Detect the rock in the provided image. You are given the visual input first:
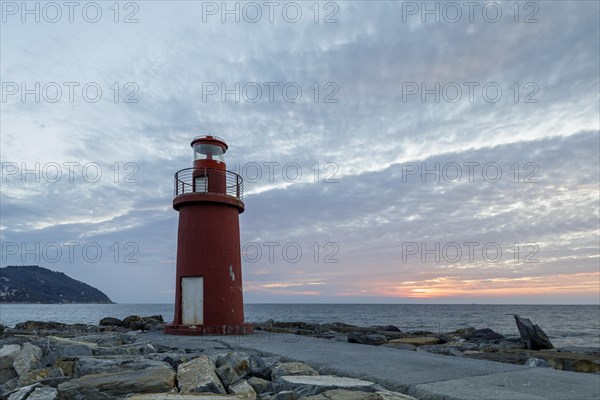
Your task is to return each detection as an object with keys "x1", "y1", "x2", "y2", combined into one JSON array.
[
  {"x1": 271, "y1": 362, "x2": 318, "y2": 379},
  {"x1": 99, "y1": 317, "x2": 123, "y2": 326},
  {"x1": 129, "y1": 395, "x2": 247, "y2": 400},
  {"x1": 417, "y1": 345, "x2": 463, "y2": 357},
  {"x1": 247, "y1": 377, "x2": 270, "y2": 394},
  {"x1": 228, "y1": 379, "x2": 257, "y2": 399},
  {"x1": 381, "y1": 342, "x2": 416, "y2": 351},
  {"x1": 514, "y1": 315, "x2": 553, "y2": 350},
  {"x1": 26, "y1": 385, "x2": 58, "y2": 400},
  {"x1": 303, "y1": 389, "x2": 380, "y2": 400},
  {"x1": 177, "y1": 355, "x2": 226, "y2": 394},
  {"x1": 57, "y1": 364, "x2": 176, "y2": 399},
  {"x1": 216, "y1": 352, "x2": 252, "y2": 378},
  {"x1": 376, "y1": 390, "x2": 418, "y2": 400},
  {"x1": 0, "y1": 344, "x2": 21, "y2": 359},
  {"x1": 386, "y1": 336, "x2": 441, "y2": 346},
  {"x1": 272, "y1": 391, "x2": 297, "y2": 400},
  {"x1": 123, "y1": 315, "x2": 146, "y2": 331},
  {"x1": 451, "y1": 327, "x2": 477, "y2": 340},
  {"x1": 274, "y1": 375, "x2": 379, "y2": 397},
  {"x1": 370, "y1": 325, "x2": 401, "y2": 332},
  {"x1": 36, "y1": 338, "x2": 95, "y2": 366},
  {"x1": 470, "y1": 328, "x2": 505, "y2": 341},
  {"x1": 0, "y1": 367, "x2": 17, "y2": 385},
  {"x1": 74, "y1": 357, "x2": 170, "y2": 377},
  {"x1": 347, "y1": 333, "x2": 387, "y2": 346},
  {"x1": 12, "y1": 343, "x2": 43, "y2": 376},
  {"x1": 6, "y1": 383, "x2": 39, "y2": 400},
  {"x1": 217, "y1": 364, "x2": 240, "y2": 387},
  {"x1": 147, "y1": 351, "x2": 204, "y2": 370},
  {"x1": 17, "y1": 367, "x2": 65, "y2": 387},
  {"x1": 525, "y1": 357, "x2": 551, "y2": 368}
]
